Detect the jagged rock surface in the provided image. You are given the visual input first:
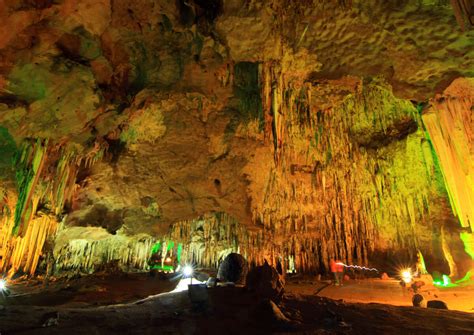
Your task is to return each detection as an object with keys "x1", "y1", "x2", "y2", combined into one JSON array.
[{"x1": 0, "y1": 0, "x2": 473, "y2": 276}]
